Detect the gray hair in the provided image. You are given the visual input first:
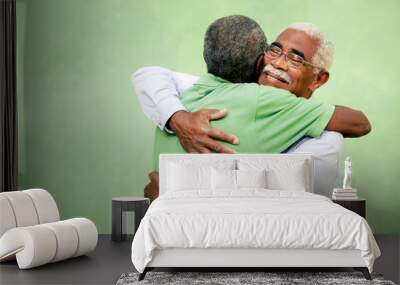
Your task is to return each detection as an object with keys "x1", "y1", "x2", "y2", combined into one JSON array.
[
  {"x1": 285, "y1": 22, "x2": 334, "y2": 73},
  {"x1": 203, "y1": 15, "x2": 267, "y2": 83}
]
